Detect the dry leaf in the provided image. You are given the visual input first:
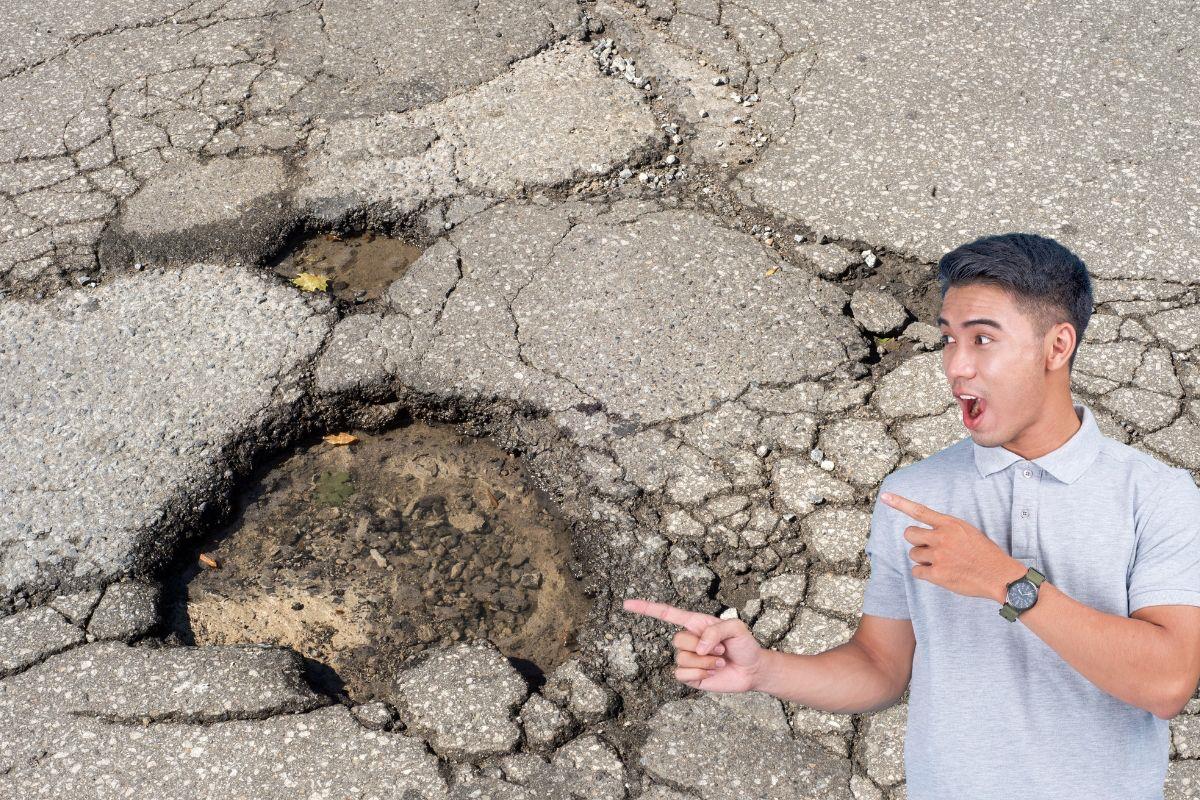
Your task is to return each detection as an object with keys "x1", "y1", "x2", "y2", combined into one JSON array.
[
  {"x1": 198, "y1": 553, "x2": 220, "y2": 569},
  {"x1": 292, "y1": 272, "x2": 328, "y2": 292},
  {"x1": 323, "y1": 432, "x2": 358, "y2": 446},
  {"x1": 484, "y1": 487, "x2": 499, "y2": 507},
  {"x1": 765, "y1": 266, "x2": 780, "y2": 277},
  {"x1": 323, "y1": 232, "x2": 343, "y2": 242}
]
